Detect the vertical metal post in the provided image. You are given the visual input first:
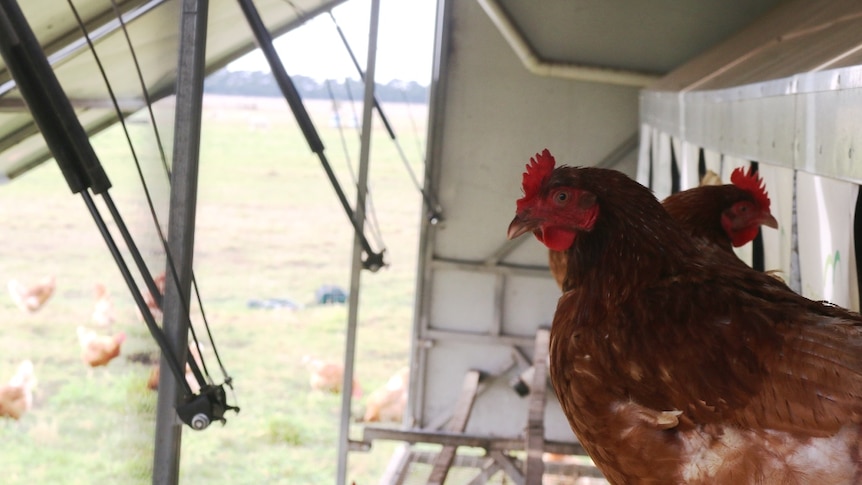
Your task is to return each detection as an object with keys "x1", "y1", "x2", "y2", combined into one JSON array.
[
  {"x1": 408, "y1": 0, "x2": 451, "y2": 432},
  {"x1": 152, "y1": 0, "x2": 208, "y2": 483},
  {"x1": 336, "y1": 1, "x2": 381, "y2": 483}
]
